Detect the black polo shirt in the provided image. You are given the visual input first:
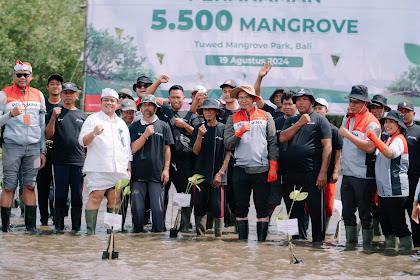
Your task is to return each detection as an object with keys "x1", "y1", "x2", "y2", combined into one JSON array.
[
  {"x1": 282, "y1": 111, "x2": 332, "y2": 172},
  {"x1": 406, "y1": 123, "x2": 420, "y2": 177},
  {"x1": 46, "y1": 108, "x2": 86, "y2": 166},
  {"x1": 46, "y1": 99, "x2": 64, "y2": 113},
  {"x1": 327, "y1": 123, "x2": 343, "y2": 182},
  {"x1": 129, "y1": 118, "x2": 174, "y2": 182},
  {"x1": 190, "y1": 122, "x2": 227, "y2": 185},
  {"x1": 262, "y1": 103, "x2": 284, "y2": 120}
]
